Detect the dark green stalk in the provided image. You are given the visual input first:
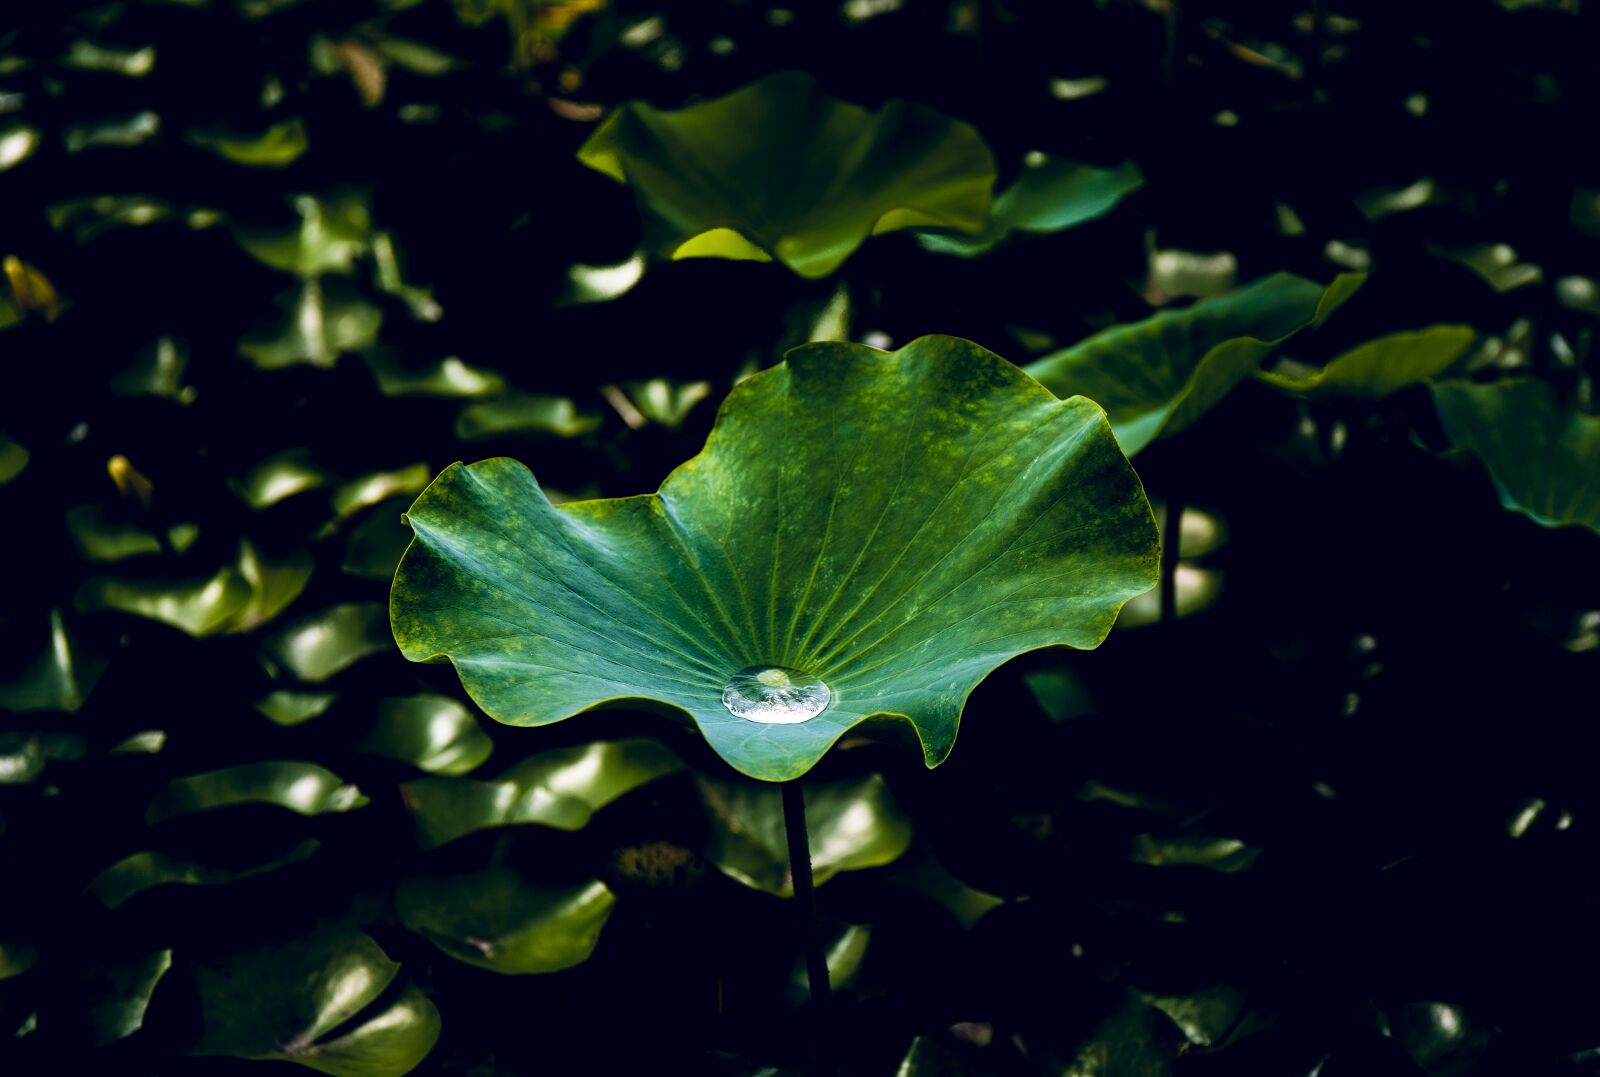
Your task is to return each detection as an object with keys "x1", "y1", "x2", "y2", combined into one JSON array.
[
  {"x1": 782, "y1": 779, "x2": 831, "y2": 1010},
  {"x1": 1160, "y1": 497, "x2": 1184, "y2": 625}
]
